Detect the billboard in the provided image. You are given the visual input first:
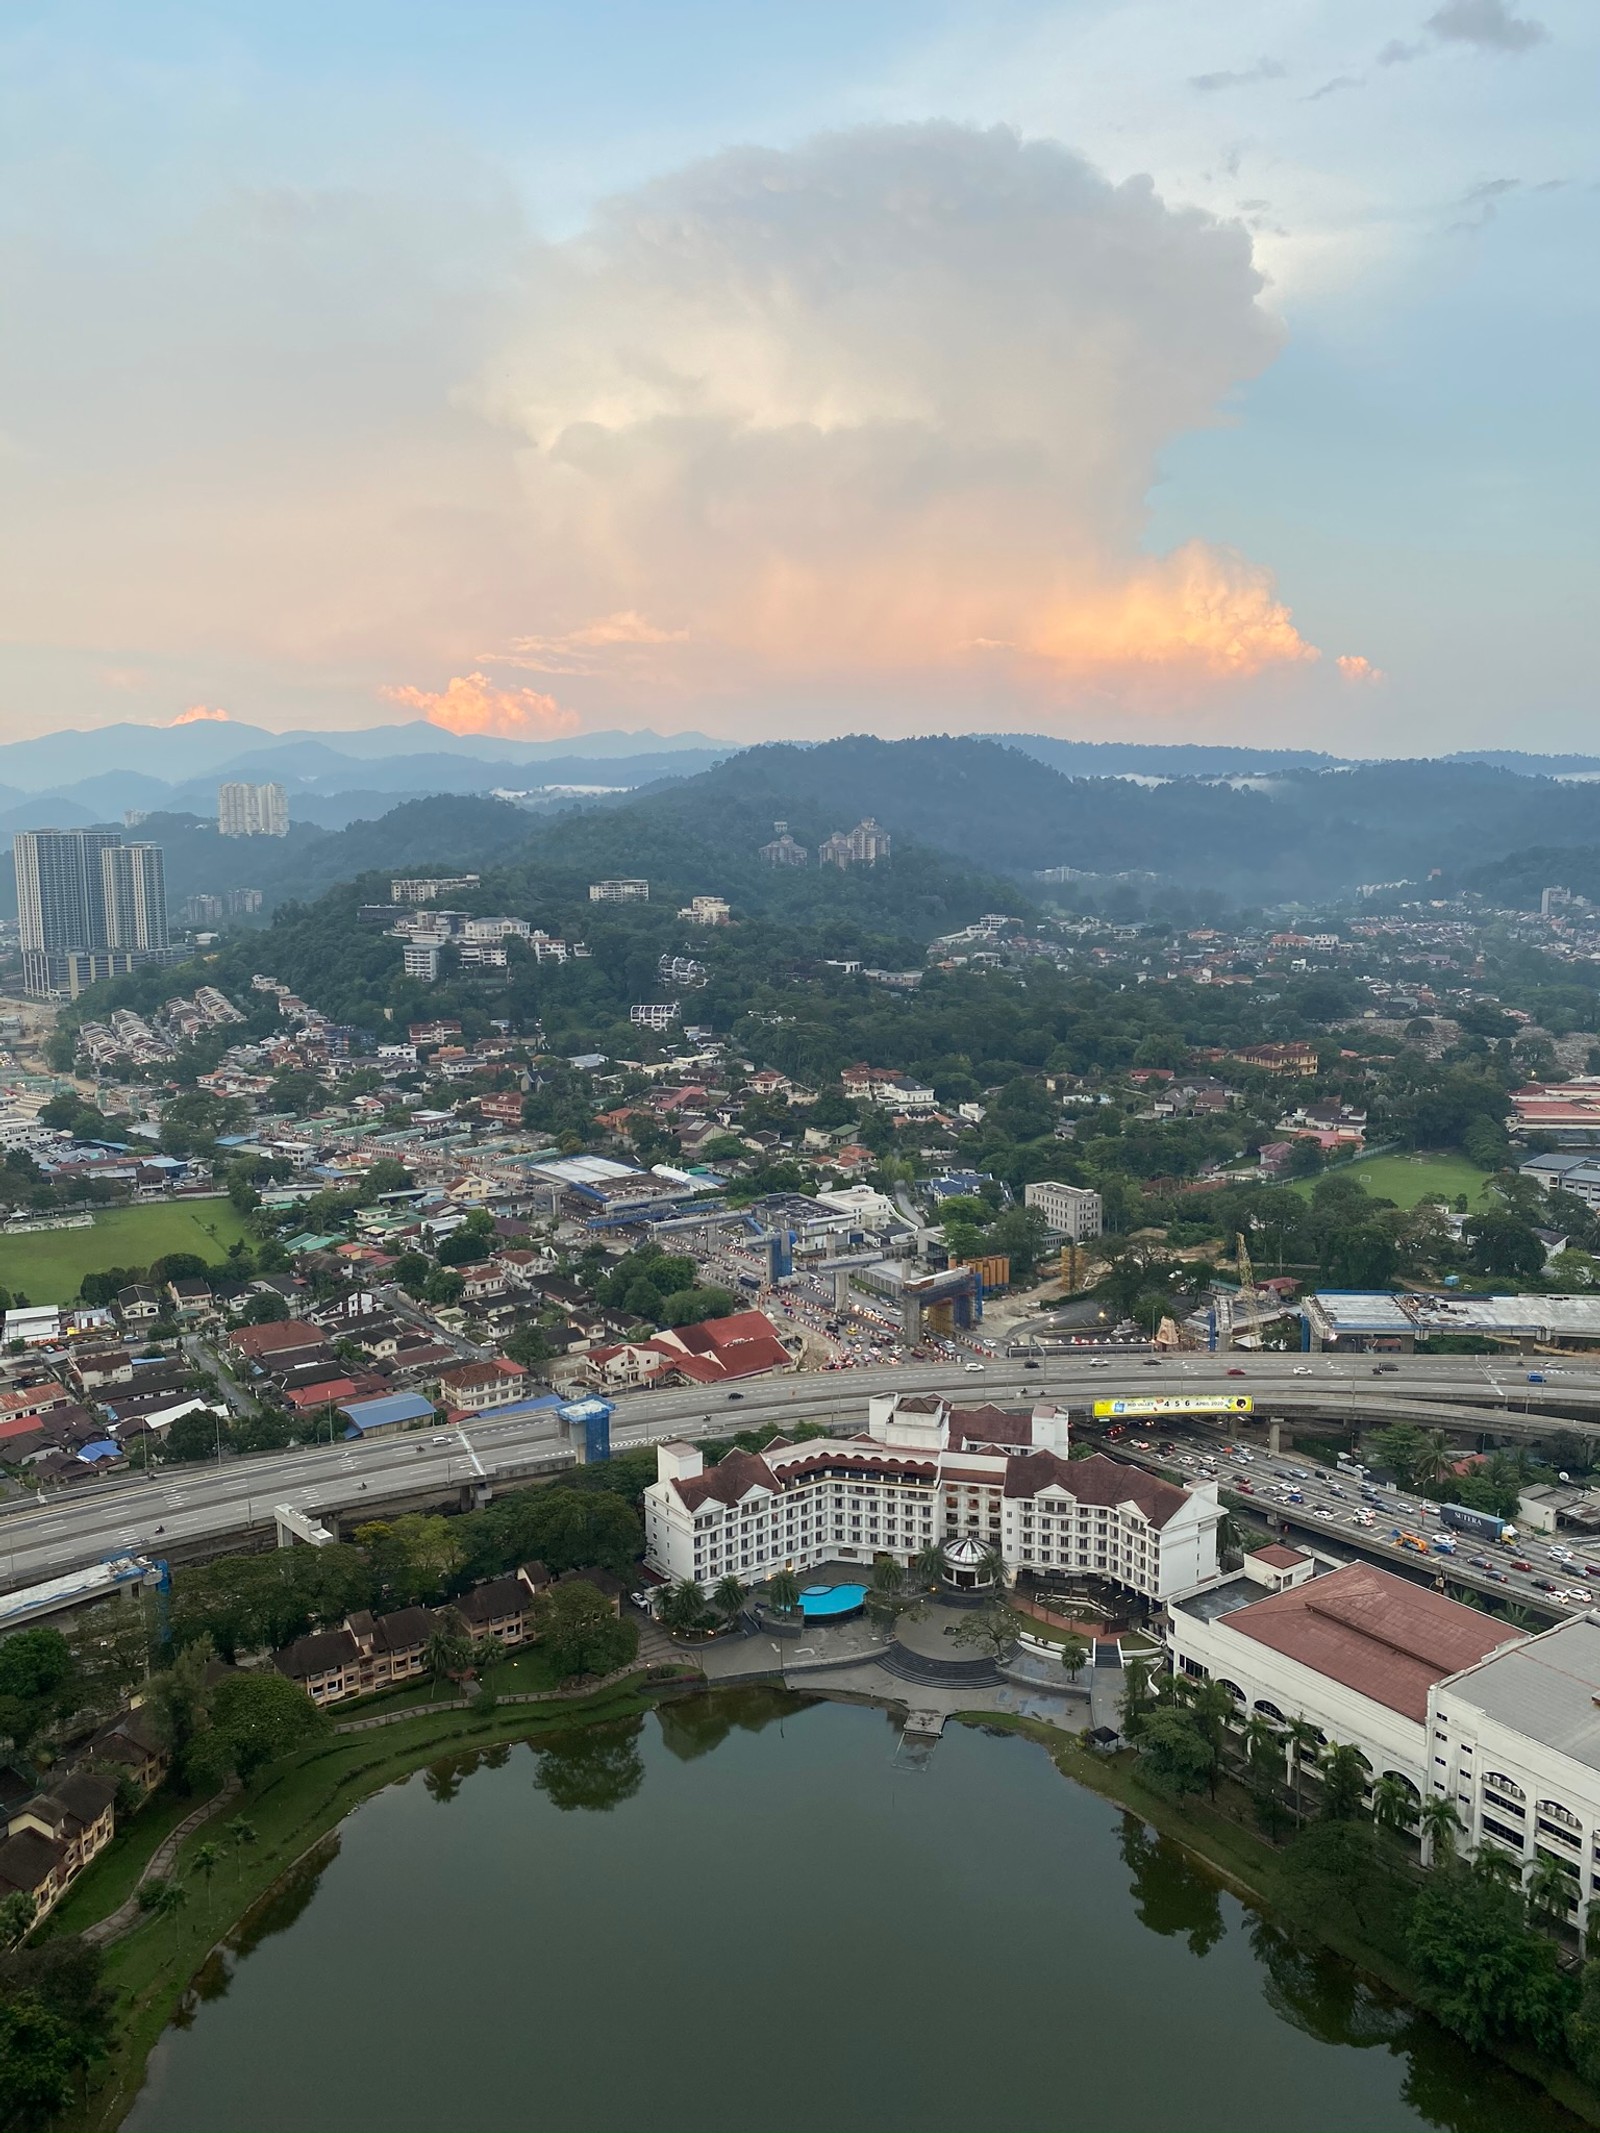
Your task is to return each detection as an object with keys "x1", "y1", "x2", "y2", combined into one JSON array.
[{"x1": 1092, "y1": 1394, "x2": 1254, "y2": 1420}]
